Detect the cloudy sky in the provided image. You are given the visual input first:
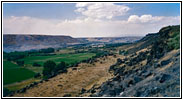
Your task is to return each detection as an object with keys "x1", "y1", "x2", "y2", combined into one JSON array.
[{"x1": 3, "y1": 3, "x2": 180, "y2": 37}]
